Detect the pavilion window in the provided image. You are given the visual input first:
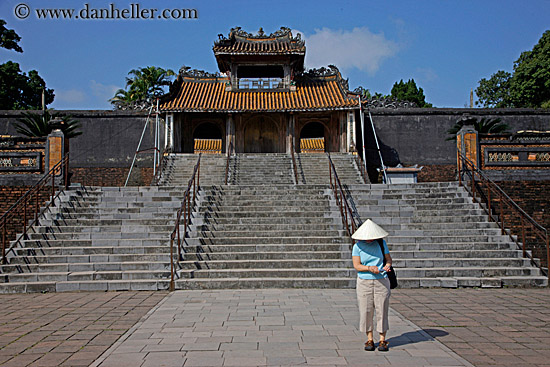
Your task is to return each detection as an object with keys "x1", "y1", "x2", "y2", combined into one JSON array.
[{"x1": 235, "y1": 65, "x2": 287, "y2": 90}]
